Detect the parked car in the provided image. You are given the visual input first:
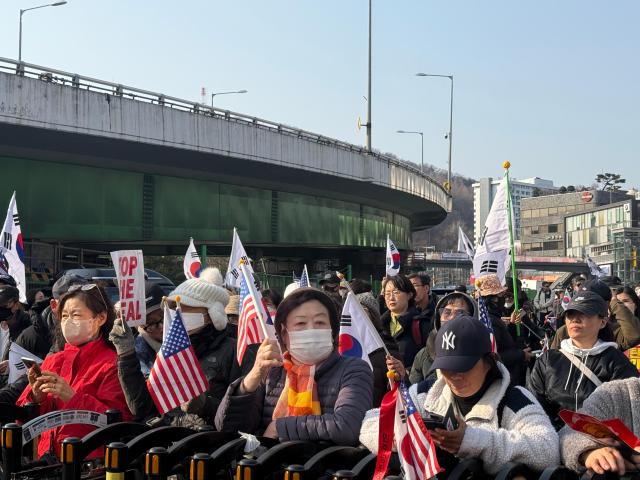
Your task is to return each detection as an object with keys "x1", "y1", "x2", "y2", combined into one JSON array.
[{"x1": 55, "y1": 268, "x2": 175, "y2": 303}]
